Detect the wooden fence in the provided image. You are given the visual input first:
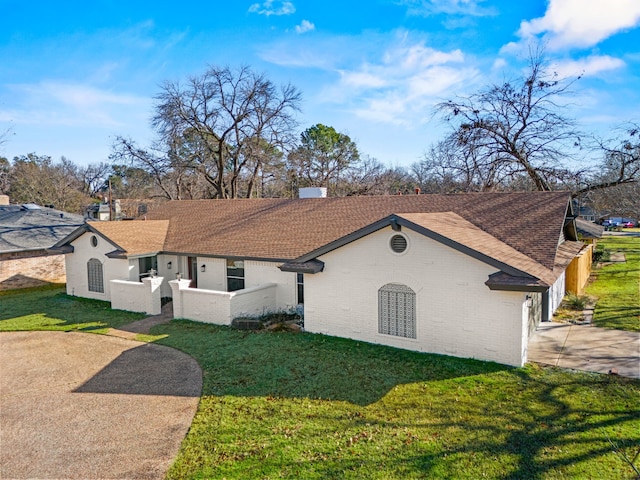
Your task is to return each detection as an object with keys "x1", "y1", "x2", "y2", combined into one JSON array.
[{"x1": 565, "y1": 244, "x2": 593, "y2": 295}]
